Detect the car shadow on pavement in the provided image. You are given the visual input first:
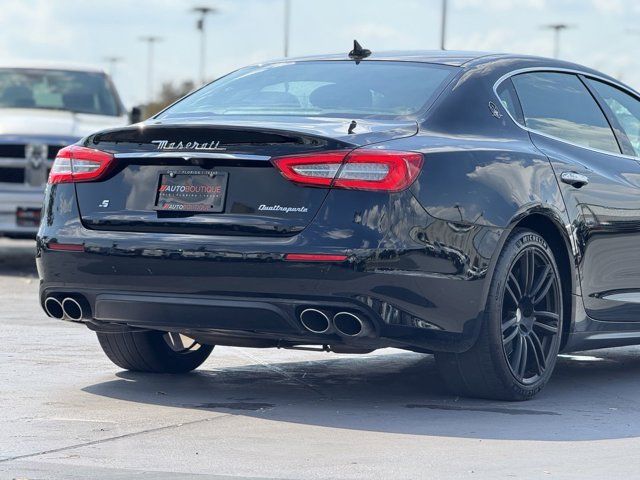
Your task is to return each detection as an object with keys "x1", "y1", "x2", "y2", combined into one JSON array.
[{"x1": 83, "y1": 346, "x2": 640, "y2": 442}]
